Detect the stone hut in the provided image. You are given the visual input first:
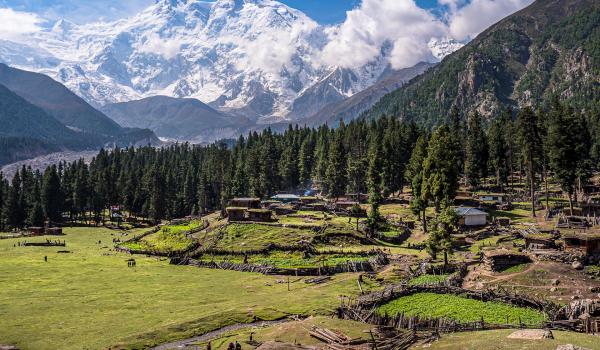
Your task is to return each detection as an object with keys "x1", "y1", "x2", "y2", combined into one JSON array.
[
  {"x1": 230, "y1": 198, "x2": 261, "y2": 209},
  {"x1": 334, "y1": 201, "x2": 359, "y2": 210},
  {"x1": 248, "y1": 209, "x2": 272, "y2": 222},
  {"x1": 46, "y1": 227, "x2": 63, "y2": 235},
  {"x1": 226, "y1": 207, "x2": 247, "y2": 222},
  {"x1": 482, "y1": 249, "x2": 531, "y2": 272},
  {"x1": 524, "y1": 232, "x2": 557, "y2": 250},
  {"x1": 28, "y1": 227, "x2": 44, "y2": 235},
  {"x1": 563, "y1": 233, "x2": 600, "y2": 256}
]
